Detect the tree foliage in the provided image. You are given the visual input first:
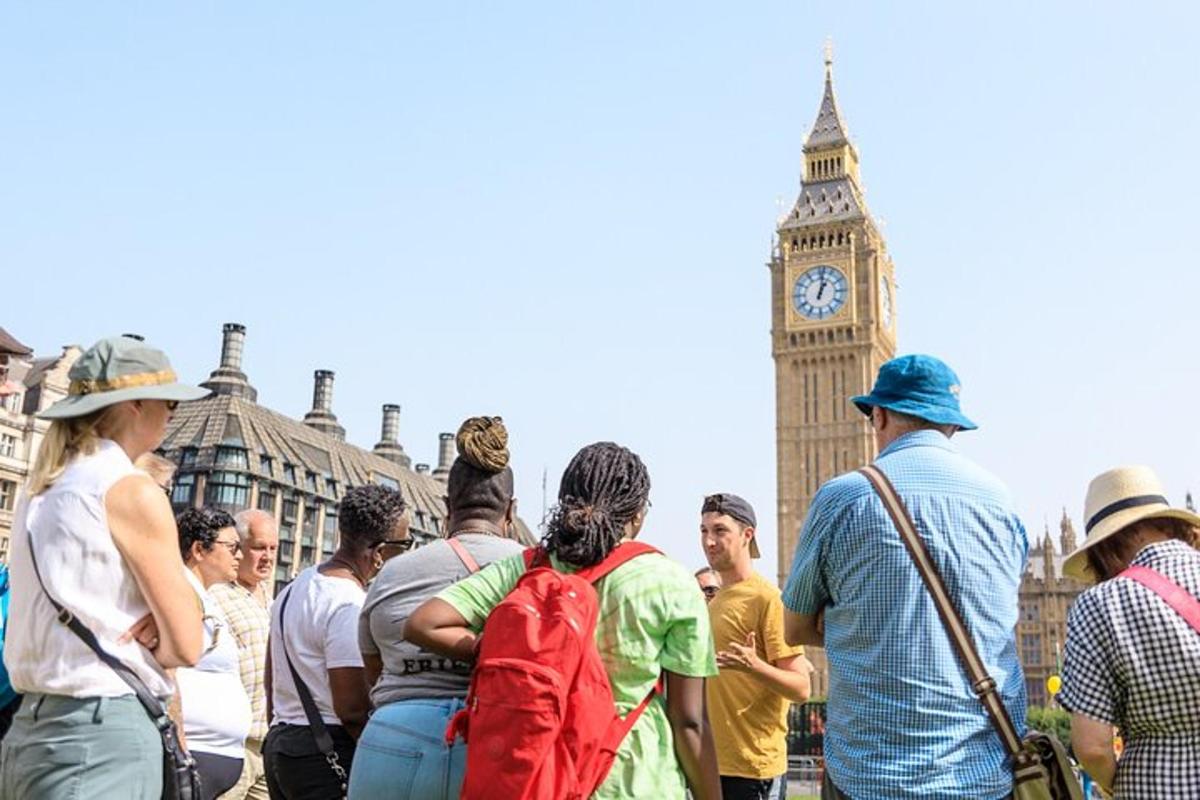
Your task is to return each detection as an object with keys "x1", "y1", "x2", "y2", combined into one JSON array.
[{"x1": 1027, "y1": 705, "x2": 1072, "y2": 749}]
